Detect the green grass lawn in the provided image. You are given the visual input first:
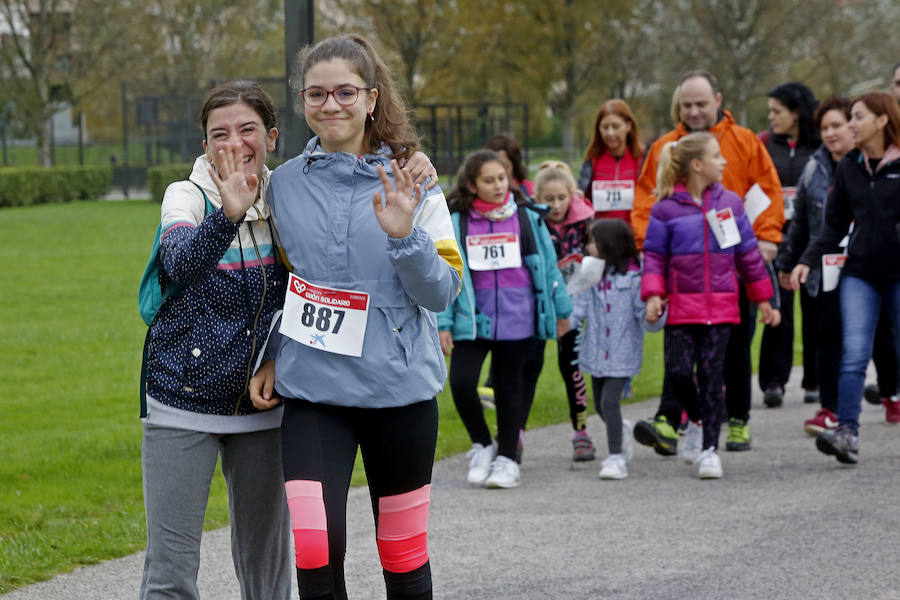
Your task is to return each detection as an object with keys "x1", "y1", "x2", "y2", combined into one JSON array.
[{"x1": 0, "y1": 199, "x2": 797, "y2": 594}]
